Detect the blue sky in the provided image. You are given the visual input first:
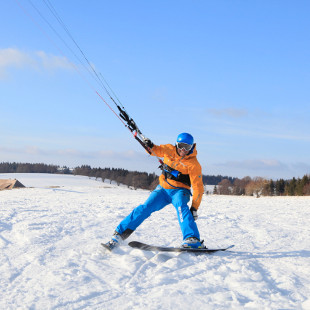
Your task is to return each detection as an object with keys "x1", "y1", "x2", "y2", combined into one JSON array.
[{"x1": 1, "y1": 0, "x2": 309, "y2": 180}]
